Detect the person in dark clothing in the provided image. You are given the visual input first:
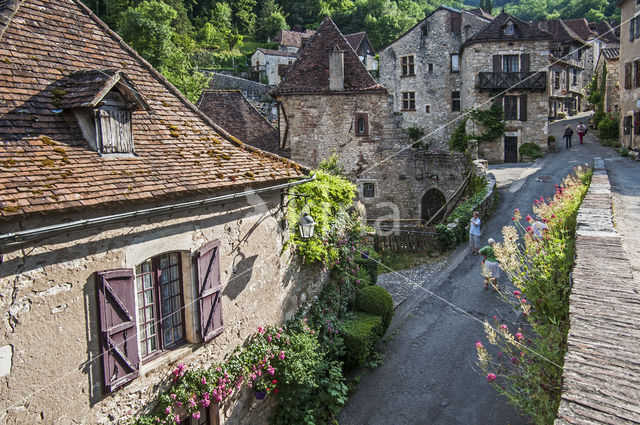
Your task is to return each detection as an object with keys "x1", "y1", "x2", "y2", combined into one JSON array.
[{"x1": 563, "y1": 125, "x2": 573, "y2": 148}]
